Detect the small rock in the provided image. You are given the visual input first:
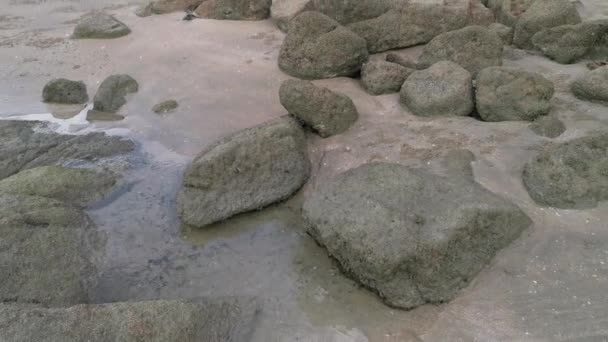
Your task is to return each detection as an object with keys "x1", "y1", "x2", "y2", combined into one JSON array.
[
  {"x1": 194, "y1": 0, "x2": 272, "y2": 20},
  {"x1": 532, "y1": 20, "x2": 608, "y2": 64},
  {"x1": 303, "y1": 160, "x2": 531, "y2": 309},
  {"x1": 523, "y1": 132, "x2": 608, "y2": 209},
  {"x1": 418, "y1": 25, "x2": 504, "y2": 75},
  {"x1": 136, "y1": 0, "x2": 203, "y2": 16},
  {"x1": 279, "y1": 79, "x2": 358, "y2": 137},
  {"x1": 488, "y1": 22, "x2": 514, "y2": 45},
  {"x1": 278, "y1": 11, "x2": 368, "y2": 79},
  {"x1": 93, "y1": 74, "x2": 139, "y2": 113},
  {"x1": 529, "y1": 115, "x2": 566, "y2": 138},
  {"x1": 177, "y1": 117, "x2": 310, "y2": 227},
  {"x1": 513, "y1": 0, "x2": 581, "y2": 50},
  {"x1": 385, "y1": 52, "x2": 420, "y2": 69},
  {"x1": 42, "y1": 79, "x2": 88, "y2": 104},
  {"x1": 571, "y1": 66, "x2": 608, "y2": 103},
  {"x1": 72, "y1": 12, "x2": 131, "y2": 39},
  {"x1": 400, "y1": 61, "x2": 474, "y2": 117},
  {"x1": 153, "y1": 99, "x2": 179, "y2": 114},
  {"x1": 361, "y1": 60, "x2": 414, "y2": 95},
  {"x1": 494, "y1": 0, "x2": 535, "y2": 27},
  {"x1": 476, "y1": 67, "x2": 555, "y2": 122}
]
